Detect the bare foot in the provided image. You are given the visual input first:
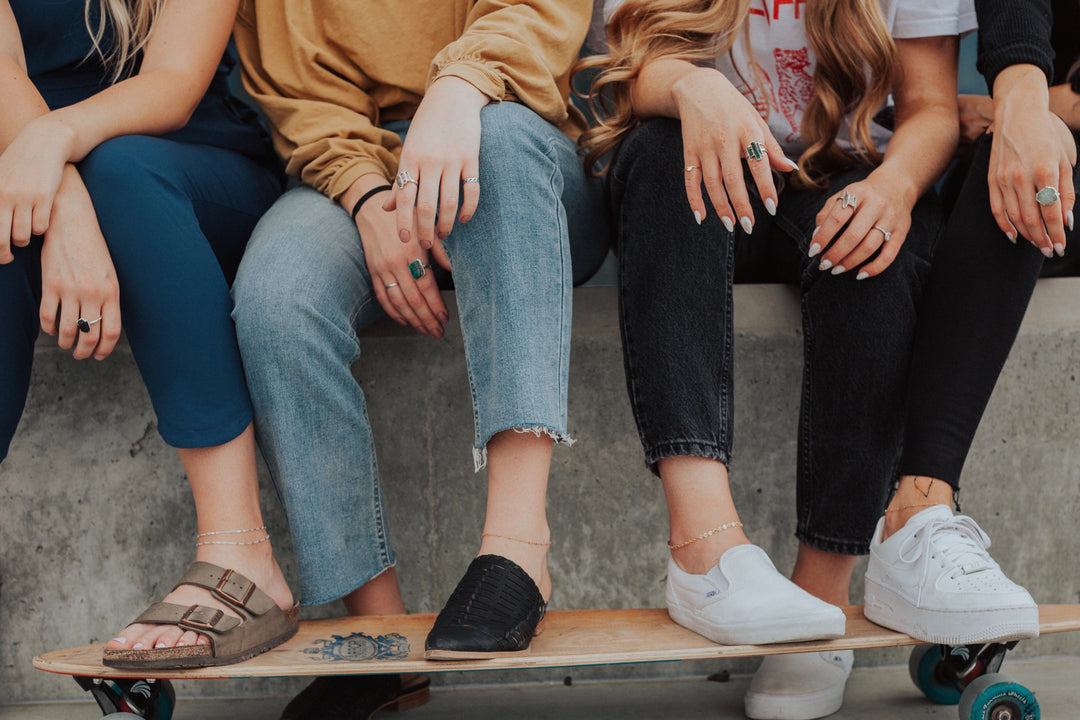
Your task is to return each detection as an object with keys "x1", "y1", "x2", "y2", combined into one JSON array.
[{"x1": 104, "y1": 542, "x2": 293, "y2": 652}]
